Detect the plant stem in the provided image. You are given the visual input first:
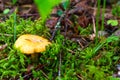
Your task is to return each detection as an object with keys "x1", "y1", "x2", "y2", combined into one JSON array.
[
  {"x1": 14, "y1": 12, "x2": 17, "y2": 42},
  {"x1": 95, "y1": 0, "x2": 101, "y2": 43},
  {"x1": 101, "y1": 0, "x2": 106, "y2": 30}
]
